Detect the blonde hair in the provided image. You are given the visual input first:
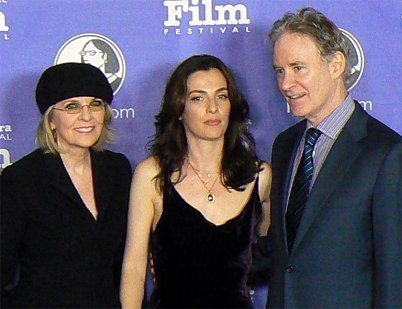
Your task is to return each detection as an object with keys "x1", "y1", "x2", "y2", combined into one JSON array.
[{"x1": 36, "y1": 103, "x2": 115, "y2": 154}]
